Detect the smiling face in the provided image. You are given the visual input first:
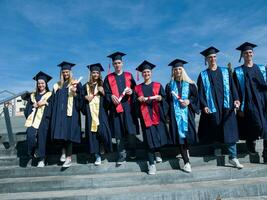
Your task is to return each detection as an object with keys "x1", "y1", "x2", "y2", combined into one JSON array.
[
  {"x1": 113, "y1": 60, "x2": 123, "y2": 72},
  {"x1": 91, "y1": 71, "x2": 100, "y2": 81},
  {"x1": 242, "y1": 49, "x2": 254, "y2": 62},
  {"x1": 207, "y1": 53, "x2": 217, "y2": 66},
  {"x1": 62, "y1": 69, "x2": 70, "y2": 80},
  {"x1": 142, "y1": 69, "x2": 152, "y2": 81},
  {"x1": 173, "y1": 66, "x2": 183, "y2": 80},
  {"x1": 37, "y1": 79, "x2": 46, "y2": 93}
]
